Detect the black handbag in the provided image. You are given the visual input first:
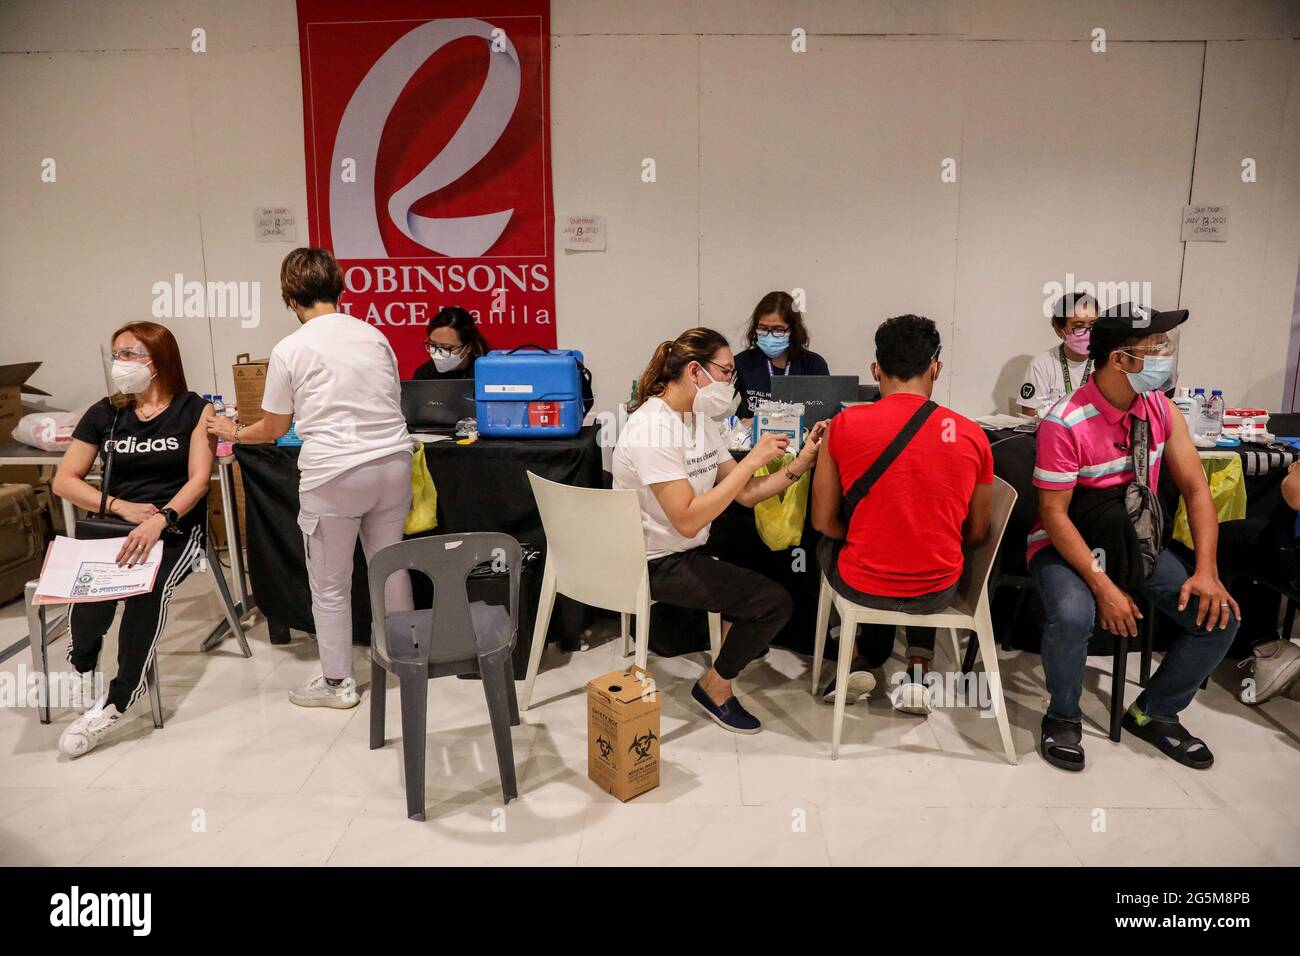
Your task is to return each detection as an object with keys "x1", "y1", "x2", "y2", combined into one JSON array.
[{"x1": 75, "y1": 408, "x2": 138, "y2": 541}]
